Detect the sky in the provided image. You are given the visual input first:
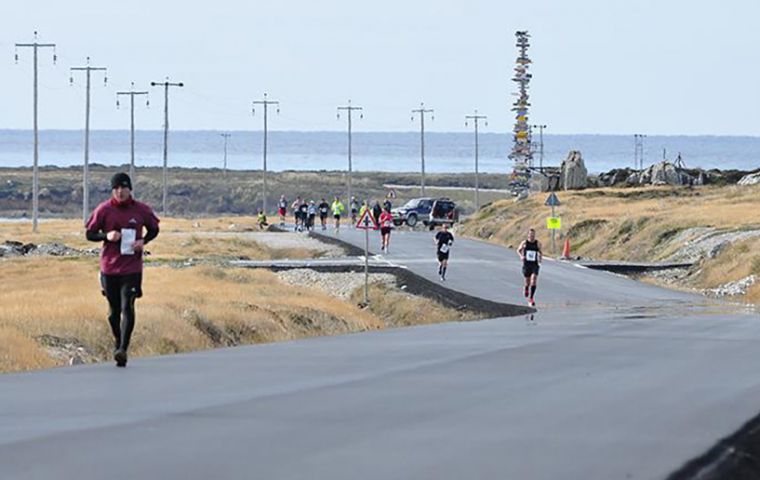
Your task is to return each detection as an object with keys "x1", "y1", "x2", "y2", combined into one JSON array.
[{"x1": 1, "y1": 0, "x2": 759, "y2": 135}]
